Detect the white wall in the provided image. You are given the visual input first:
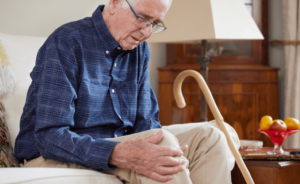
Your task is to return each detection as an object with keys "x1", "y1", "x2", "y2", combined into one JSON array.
[
  {"x1": 0, "y1": 0, "x2": 166, "y2": 98},
  {"x1": 0, "y1": 0, "x2": 285, "y2": 108},
  {"x1": 269, "y1": 0, "x2": 285, "y2": 119},
  {"x1": 0, "y1": 0, "x2": 107, "y2": 37}
]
